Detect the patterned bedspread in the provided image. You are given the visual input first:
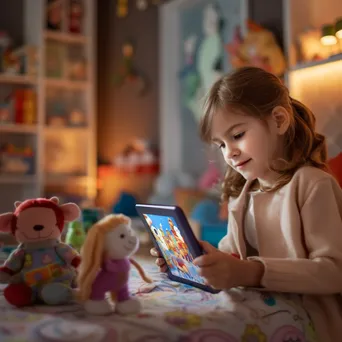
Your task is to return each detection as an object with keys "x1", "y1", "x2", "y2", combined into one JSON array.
[{"x1": 0, "y1": 256, "x2": 317, "y2": 342}]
